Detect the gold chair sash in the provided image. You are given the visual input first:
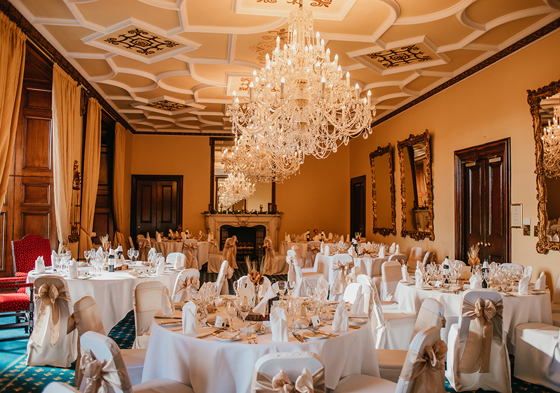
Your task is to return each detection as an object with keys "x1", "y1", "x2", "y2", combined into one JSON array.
[
  {"x1": 175, "y1": 276, "x2": 200, "y2": 299},
  {"x1": 400, "y1": 339, "x2": 447, "y2": 393},
  {"x1": 31, "y1": 283, "x2": 71, "y2": 347},
  {"x1": 254, "y1": 368, "x2": 325, "y2": 393},
  {"x1": 286, "y1": 256, "x2": 297, "y2": 283},
  {"x1": 223, "y1": 239, "x2": 235, "y2": 265},
  {"x1": 331, "y1": 261, "x2": 354, "y2": 295},
  {"x1": 183, "y1": 242, "x2": 197, "y2": 267},
  {"x1": 80, "y1": 349, "x2": 132, "y2": 393},
  {"x1": 458, "y1": 298, "x2": 503, "y2": 374},
  {"x1": 306, "y1": 245, "x2": 320, "y2": 268}
]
